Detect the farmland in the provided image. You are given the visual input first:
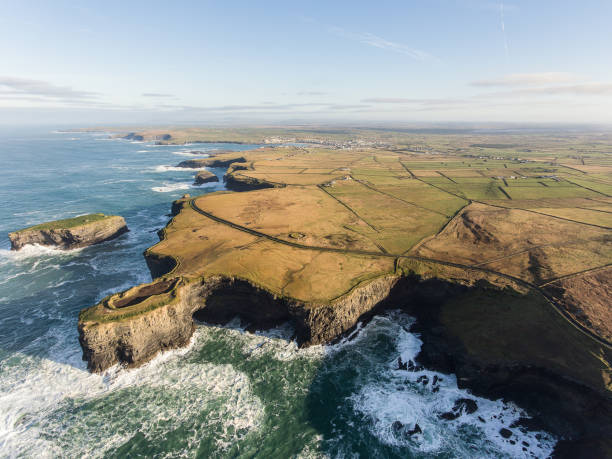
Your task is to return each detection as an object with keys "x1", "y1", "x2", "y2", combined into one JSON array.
[{"x1": 79, "y1": 129, "x2": 612, "y2": 425}]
